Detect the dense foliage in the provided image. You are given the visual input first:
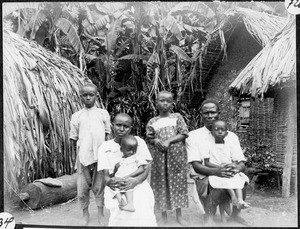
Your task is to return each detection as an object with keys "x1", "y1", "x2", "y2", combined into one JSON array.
[{"x1": 243, "y1": 143, "x2": 282, "y2": 190}]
